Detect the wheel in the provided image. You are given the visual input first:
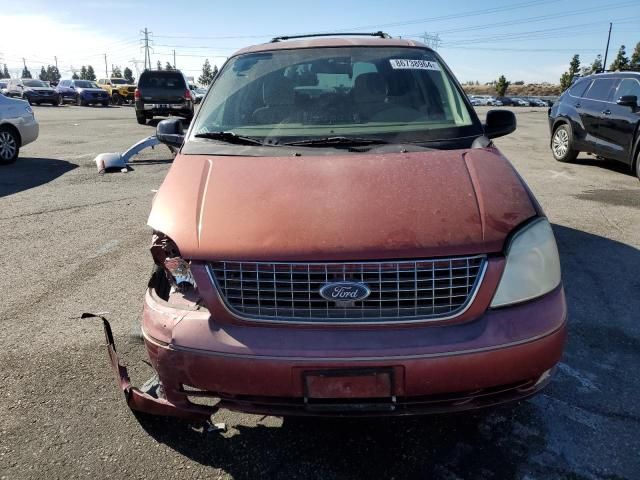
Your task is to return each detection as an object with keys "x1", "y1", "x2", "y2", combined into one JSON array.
[
  {"x1": 136, "y1": 112, "x2": 147, "y2": 125},
  {"x1": 76, "y1": 95, "x2": 85, "y2": 106},
  {"x1": 23, "y1": 95, "x2": 33, "y2": 105},
  {"x1": 57, "y1": 95, "x2": 63, "y2": 106},
  {"x1": 551, "y1": 123, "x2": 579, "y2": 163},
  {"x1": 102, "y1": 101, "x2": 109, "y2": 107},
  {"x1": 0, "y1": 127, "x2": 19, "y2": 164},
  {"x1": 634, "y1": 149, "x2": 640, "y2": 181},
  {"x1": 112, "y1": 93, "x2": 123, "y2": 106}
]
